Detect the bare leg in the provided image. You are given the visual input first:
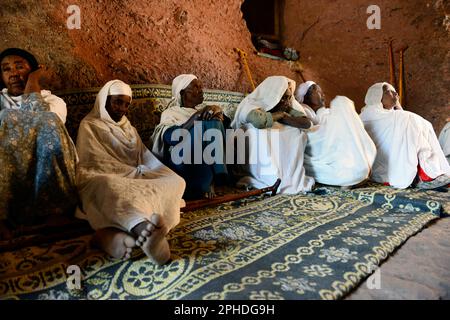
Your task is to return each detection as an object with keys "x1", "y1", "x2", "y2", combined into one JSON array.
[
  {"x1": 132, "y1": 214, "x2": 171, "y2": 265},
  {"x1": 92, "y1": 227, "x2": 136, "y2": 260}
]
